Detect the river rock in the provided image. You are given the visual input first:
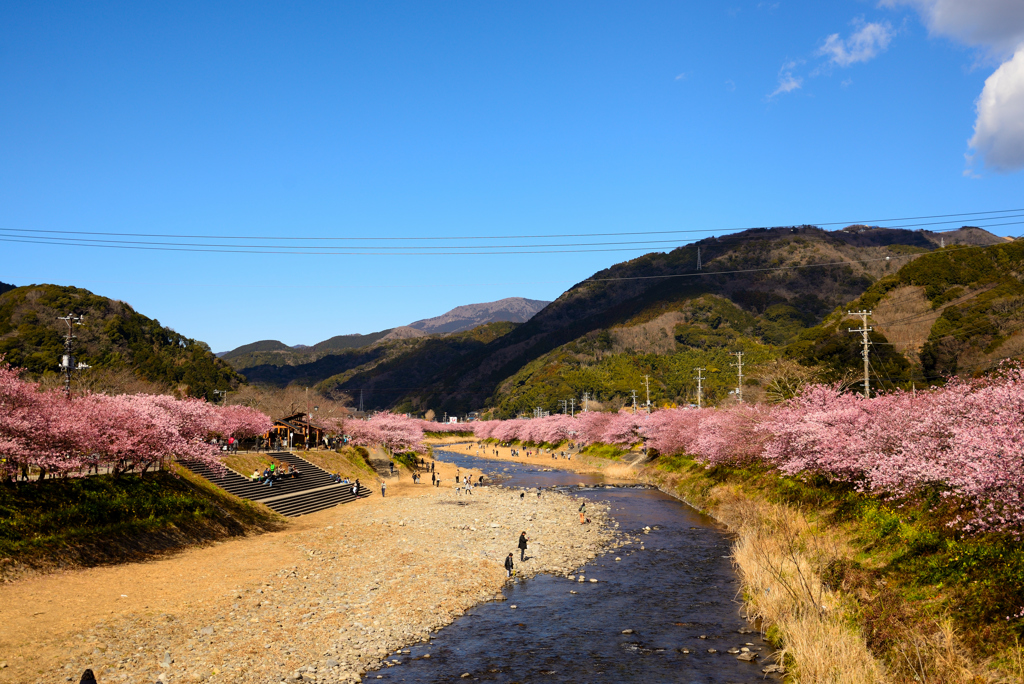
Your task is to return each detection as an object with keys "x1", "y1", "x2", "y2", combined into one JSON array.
[
  {"x1": 621, "y1": 629, "x2": 634, "y2": 634},
  {"x1": 737, "y1": 652, "x2": 757, "y2": 662}
]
